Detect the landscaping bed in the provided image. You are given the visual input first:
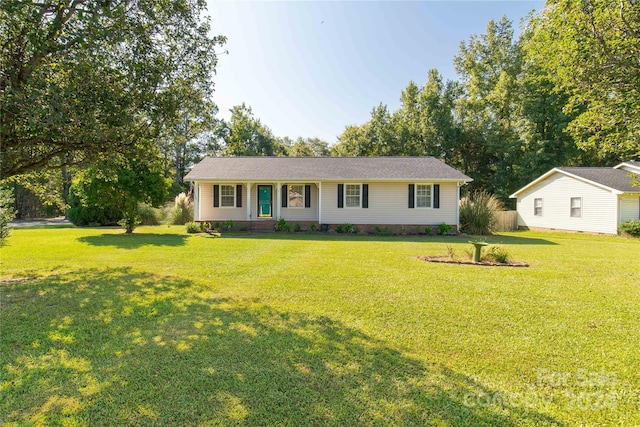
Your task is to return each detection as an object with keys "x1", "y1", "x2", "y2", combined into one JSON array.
[{"x1": 418, "y1": 255, "x2": 529, "y2": 267}]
